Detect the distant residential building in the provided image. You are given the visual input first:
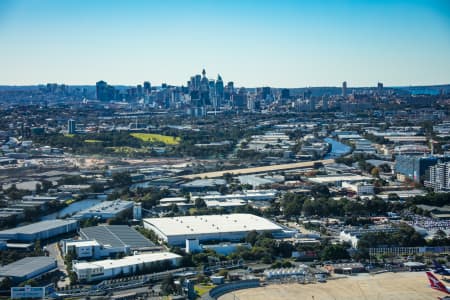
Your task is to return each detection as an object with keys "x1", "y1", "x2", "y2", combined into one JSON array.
[{"x1": 427, "y1": 162, "x2": 450, "y2": 192}]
